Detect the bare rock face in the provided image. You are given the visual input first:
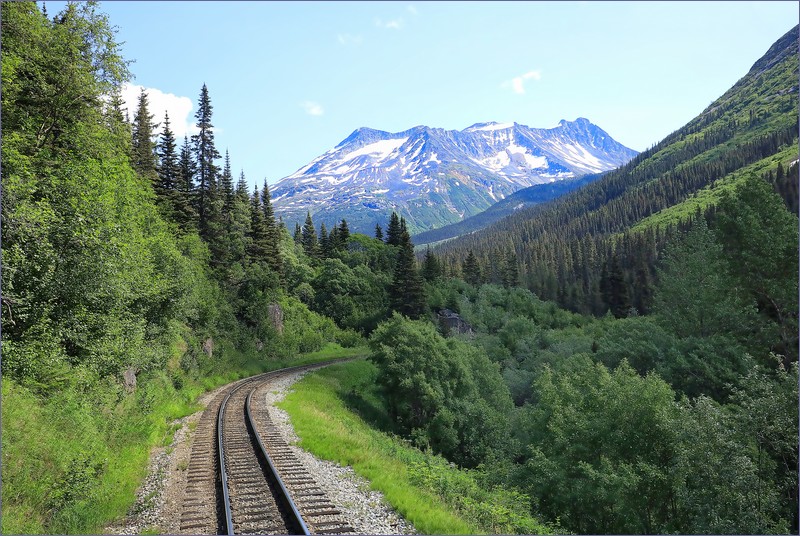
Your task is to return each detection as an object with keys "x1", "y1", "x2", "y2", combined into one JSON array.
[
  {"x1": 267, "y1": 304, "x2": 284, "y2": 334},
  {"x1": 437, "y1": 309, "x2": 474, "y2": 336},
  {"x1": 202, "y1": 337, "x2": 214, "y2": 358},
  {"x1": 123, "y1": 367, "x2": 138, "y2": 393}
]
